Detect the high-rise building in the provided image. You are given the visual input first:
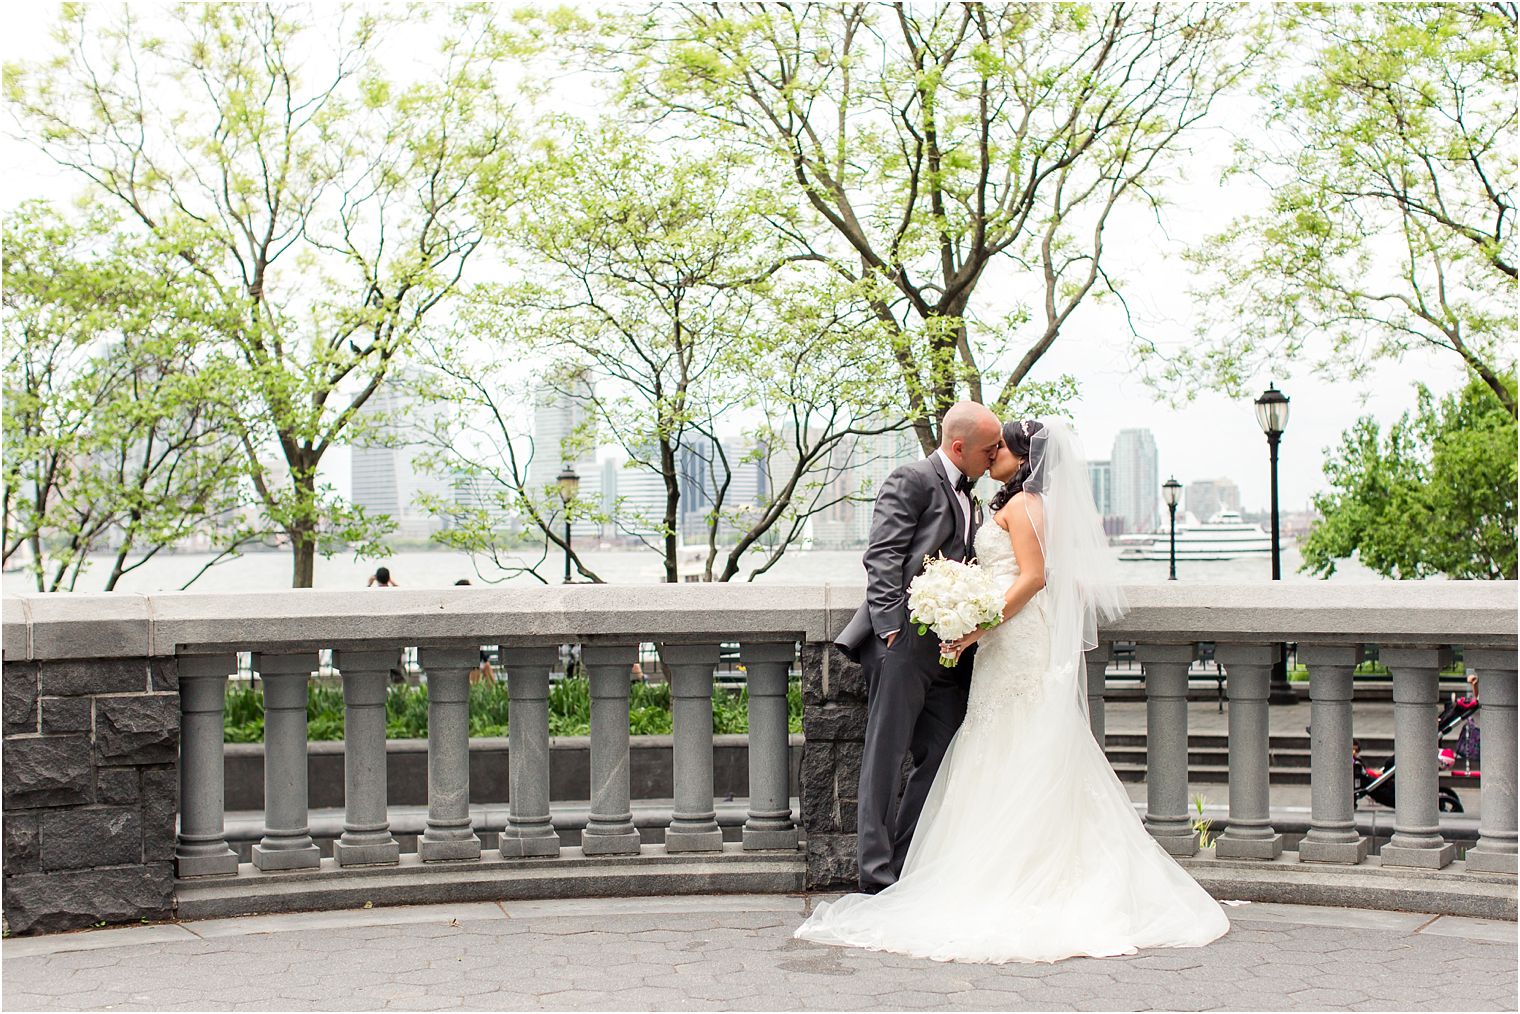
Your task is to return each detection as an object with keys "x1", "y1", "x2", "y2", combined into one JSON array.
[
  {"x1": 676, "y1": 435, "x2": 767, "y2": 543},
  {"x1": 350, "y1": 374, "x2": 456, "y2": 540},
  {"x1": 612, "y1": 456, "x2": 671, "y2": 540},
  {"x1": 1110, "y1": 428, "x2": 1160, "y2": 534},
  {"x1": 1185, "y1": 478, "x2": 1241, "y2": 524},
  {"x1": 809, "y1": 423, "x2": 922, "y2": 548},
  {"x1": 1088, "y1": 459, "x2": 1113, "y2": 516},
  {"x1": 527, "y1": 379, "x2": 602, "y2": 540}
]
